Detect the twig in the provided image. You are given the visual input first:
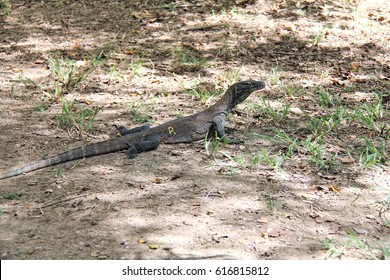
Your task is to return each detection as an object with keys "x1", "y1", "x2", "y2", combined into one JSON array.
[
  {"x1": 181, "y1": 24, "x2": 228, "y2": 32},
  {"x1": 40, "y1": 194, "x2": 86, "y2": 208}
]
